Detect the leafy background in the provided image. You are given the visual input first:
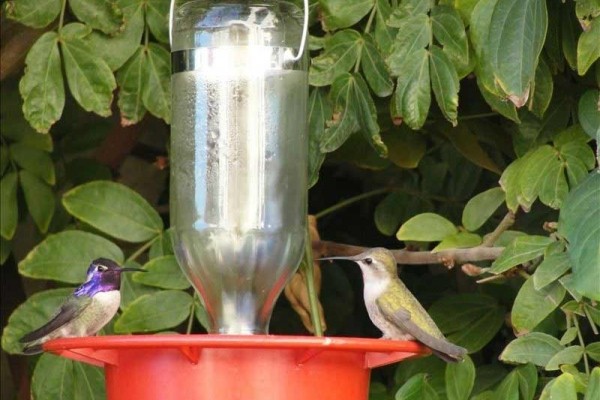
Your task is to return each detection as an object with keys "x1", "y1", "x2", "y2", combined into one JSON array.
[{"x1": 0, "y1": 0, "x2": 599, "y2": 399}]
